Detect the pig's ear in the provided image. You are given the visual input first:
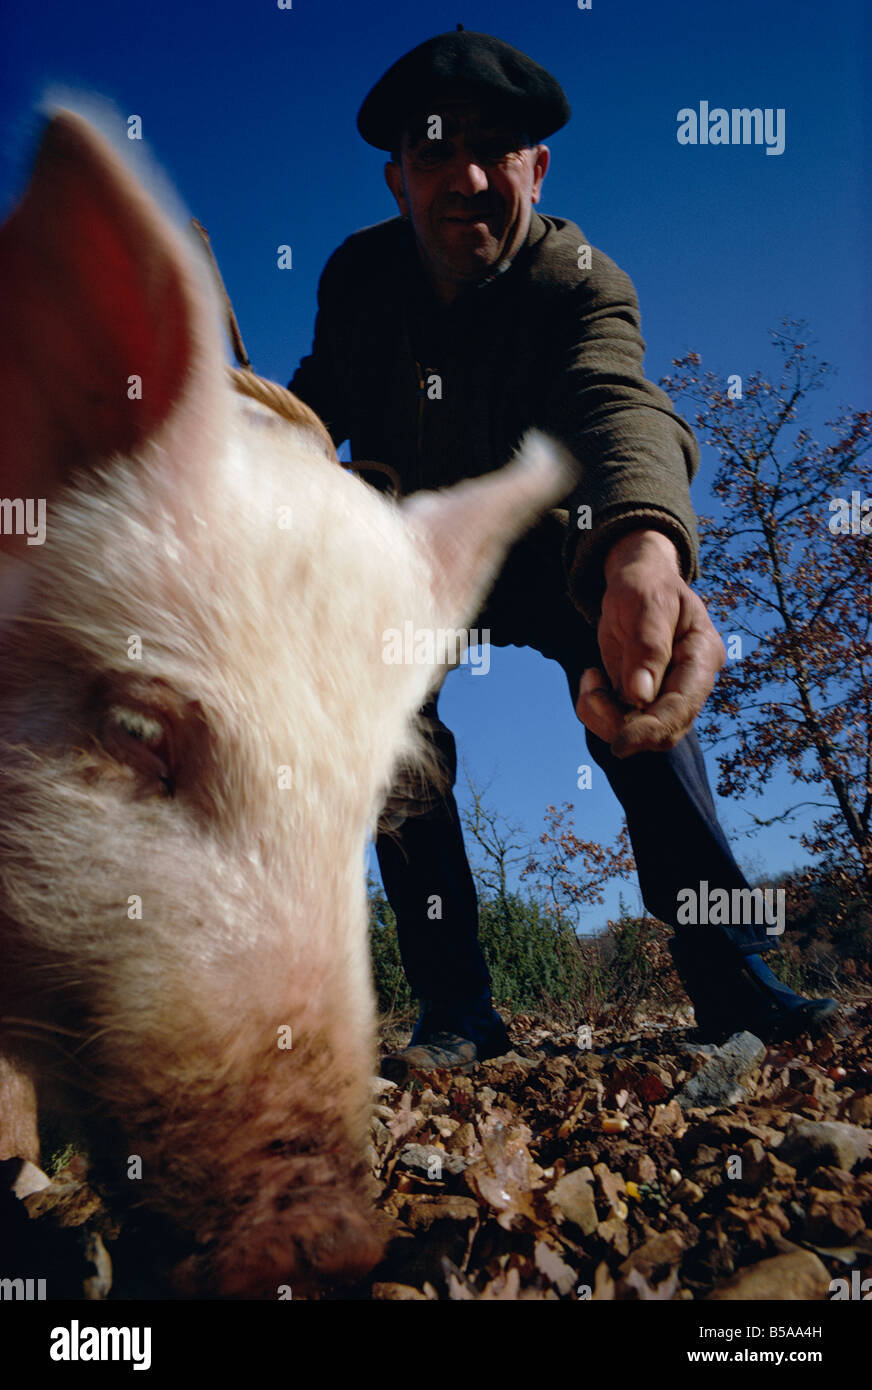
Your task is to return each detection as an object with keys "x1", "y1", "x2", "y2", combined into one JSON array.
[
  {"x1": 0, "y1": 109, "x2": 227, "y2": 552},
  {"x1": 401, "y1": 430, "x2": 579, "y2": 622}
]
